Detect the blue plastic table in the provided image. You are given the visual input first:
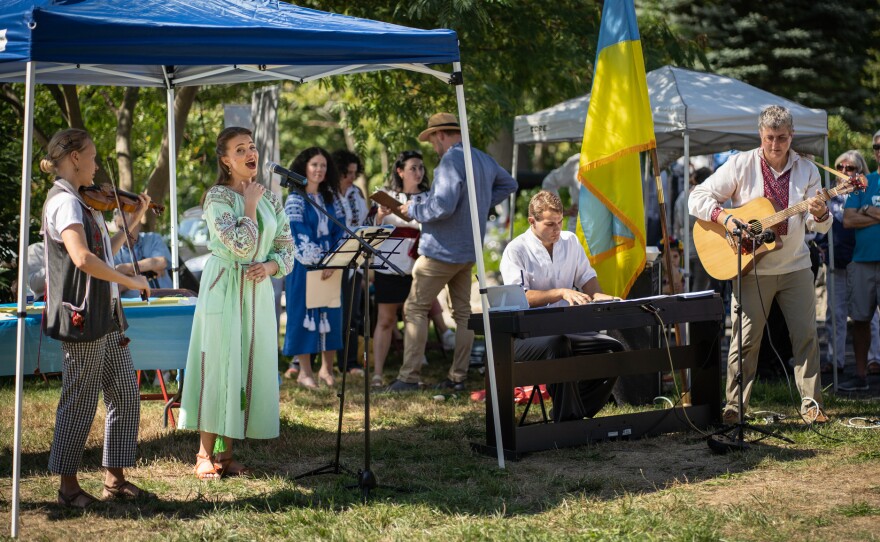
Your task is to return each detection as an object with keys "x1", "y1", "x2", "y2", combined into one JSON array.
[{"x1": 0, "y1": 299, "x2": 196, "y2": 376}]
